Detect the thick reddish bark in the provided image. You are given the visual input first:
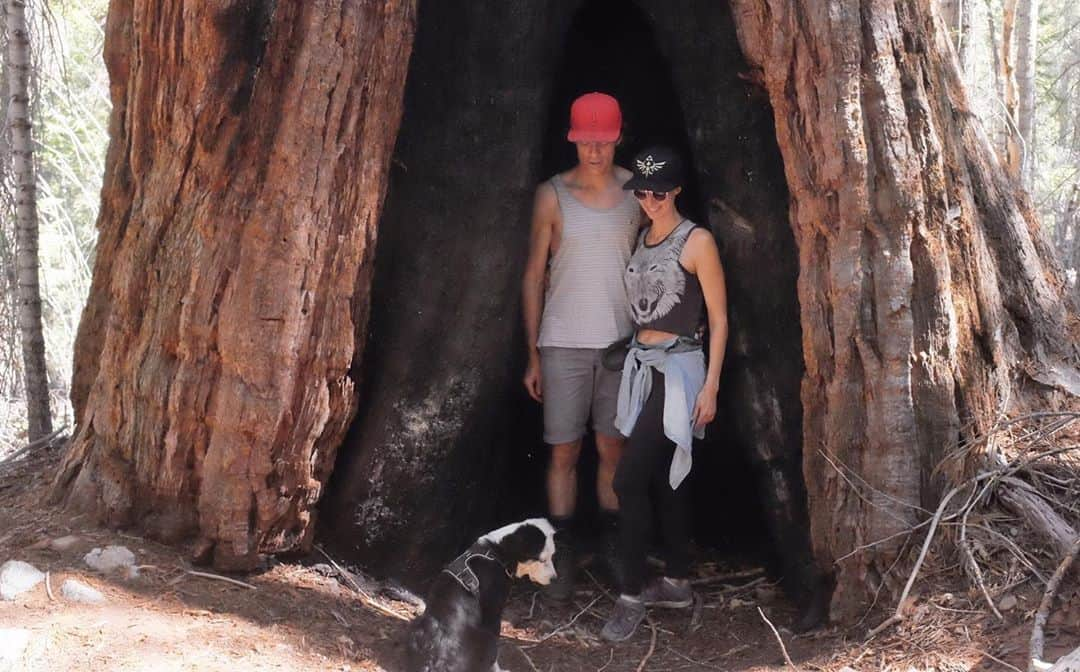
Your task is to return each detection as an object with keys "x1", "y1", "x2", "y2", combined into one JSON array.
[
  {"x1": 729, "y1": 0, "x2": 1077, "y2": 619},
  {"x1": 53, "y1": 0, "x2": 416, "y2": 570}
]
